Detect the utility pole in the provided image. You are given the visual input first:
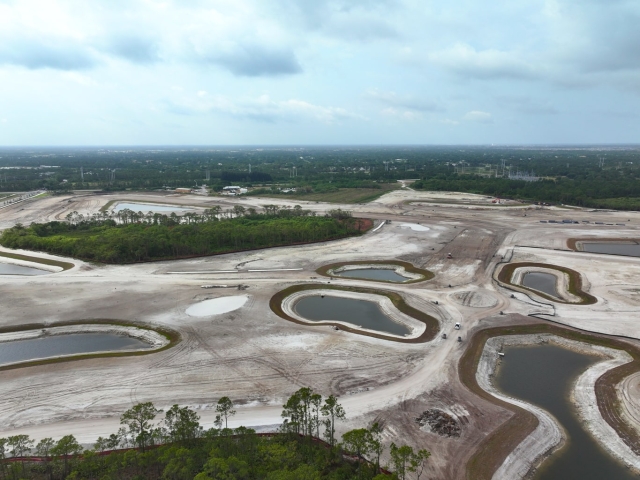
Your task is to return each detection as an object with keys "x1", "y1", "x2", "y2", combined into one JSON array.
[{"x1": 80, "y1": 166, "x2": 84, "y2": 183}]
